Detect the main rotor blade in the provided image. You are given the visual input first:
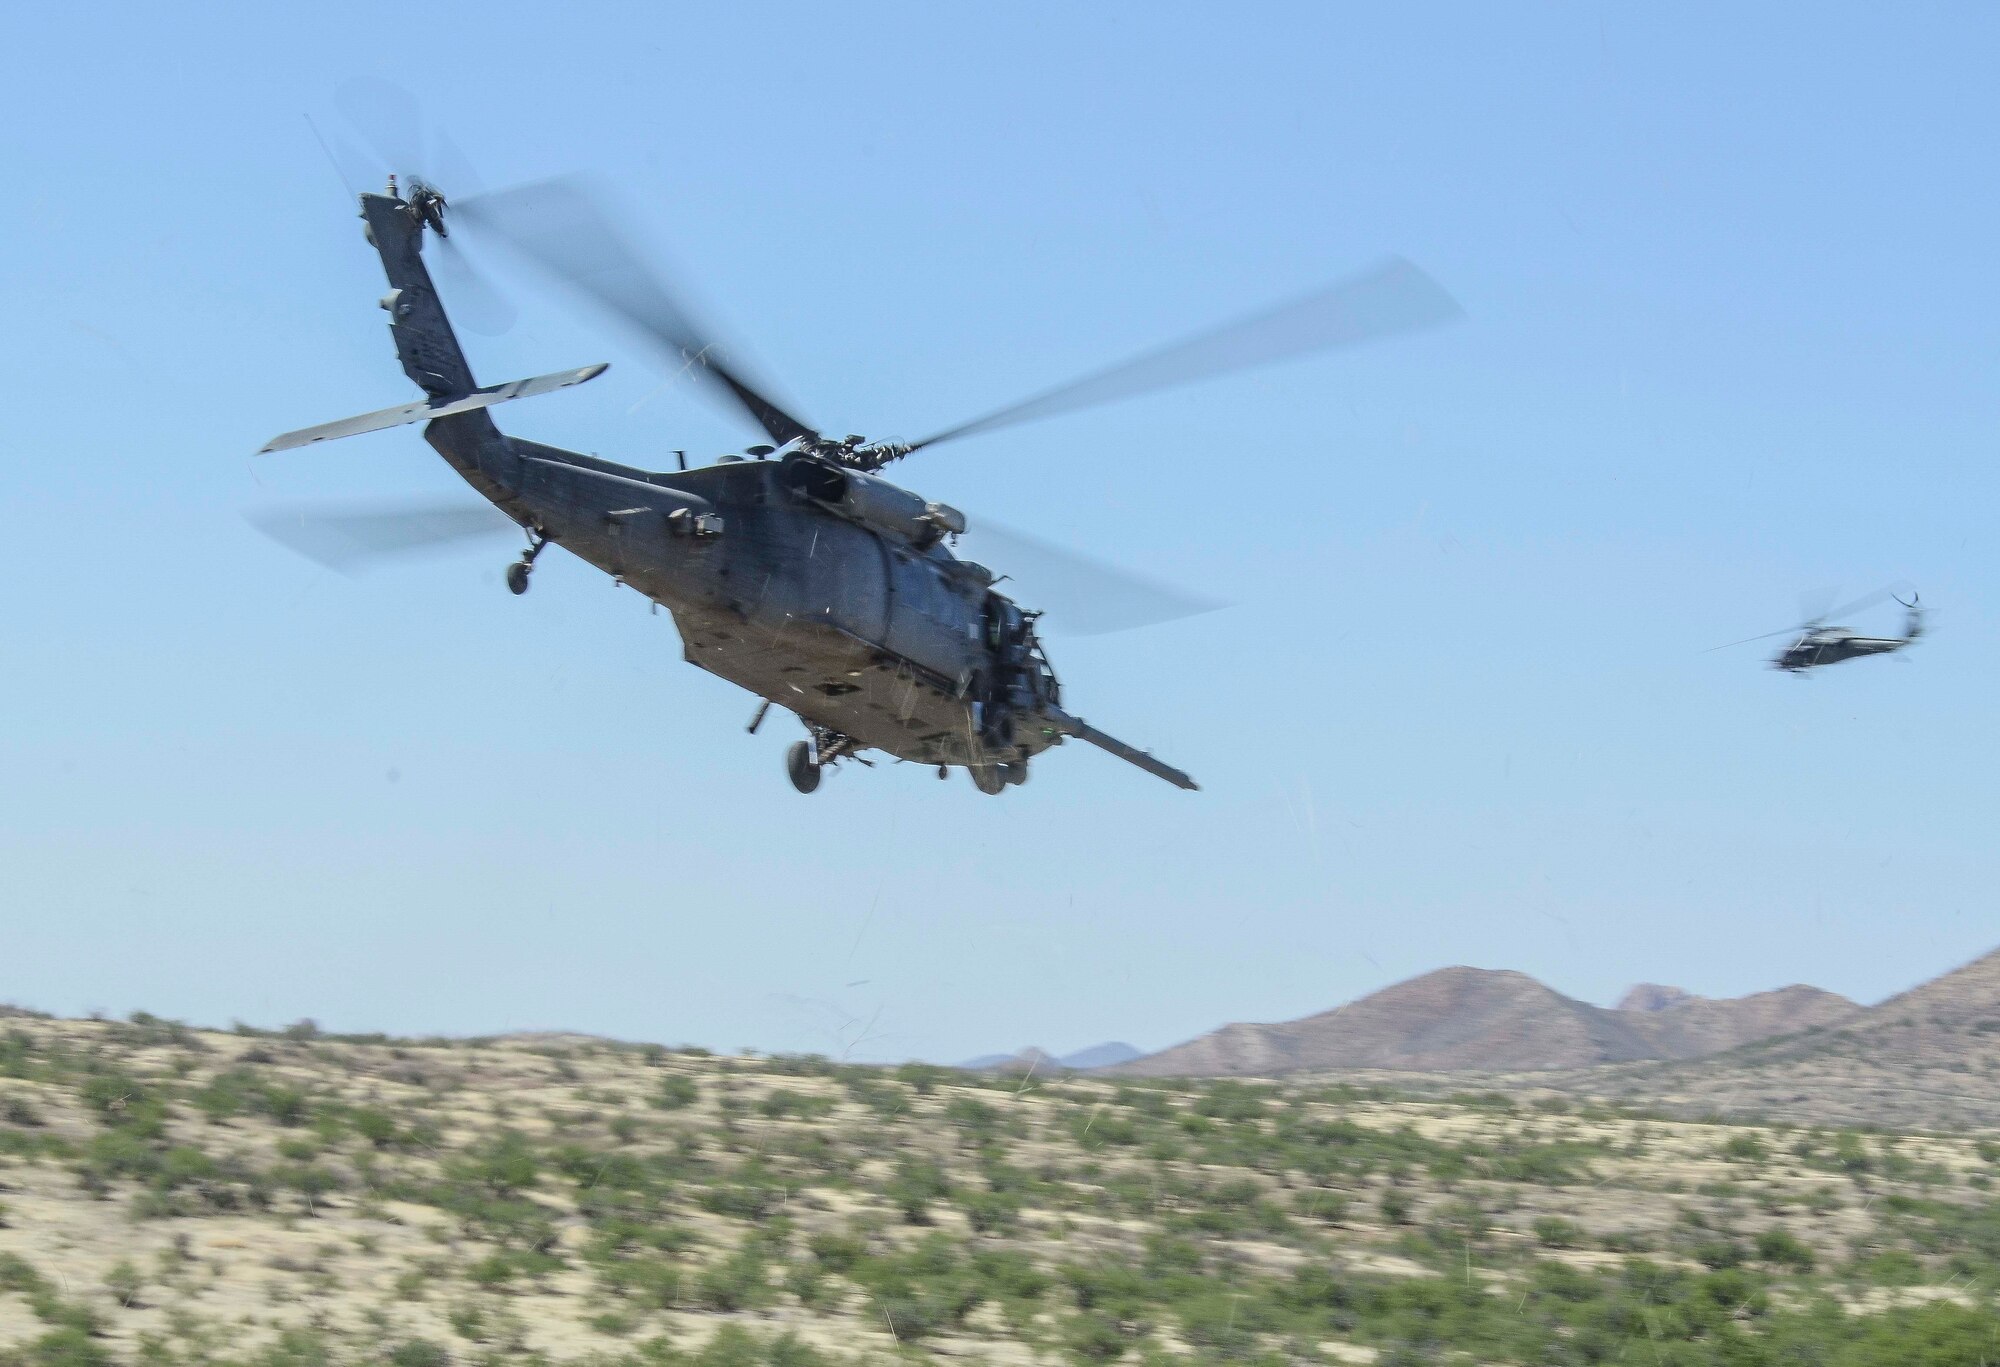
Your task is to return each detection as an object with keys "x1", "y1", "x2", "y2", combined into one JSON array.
[
  {"x1": 1703, "y1": 627, "x2": 1799, "y2": 653},
  {"x1": 958, "y1": 518, "x2": 1223, "y2": 635},
  {"x1": 248, "y1": 500, "x2": 520, "y2": 574},
  {"x1": 1817, "y1": 582, "x2": 1912, "y2": 626},
  {"x1": 1797, "y1": 585, "x2": 1839, "y2": 628},
  {"x1": 456, "y1": 176, "x2": 818, "y2": 448},
  {"x1": 903, "y1": 257, "x2": 1463, "y2": 455}
]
